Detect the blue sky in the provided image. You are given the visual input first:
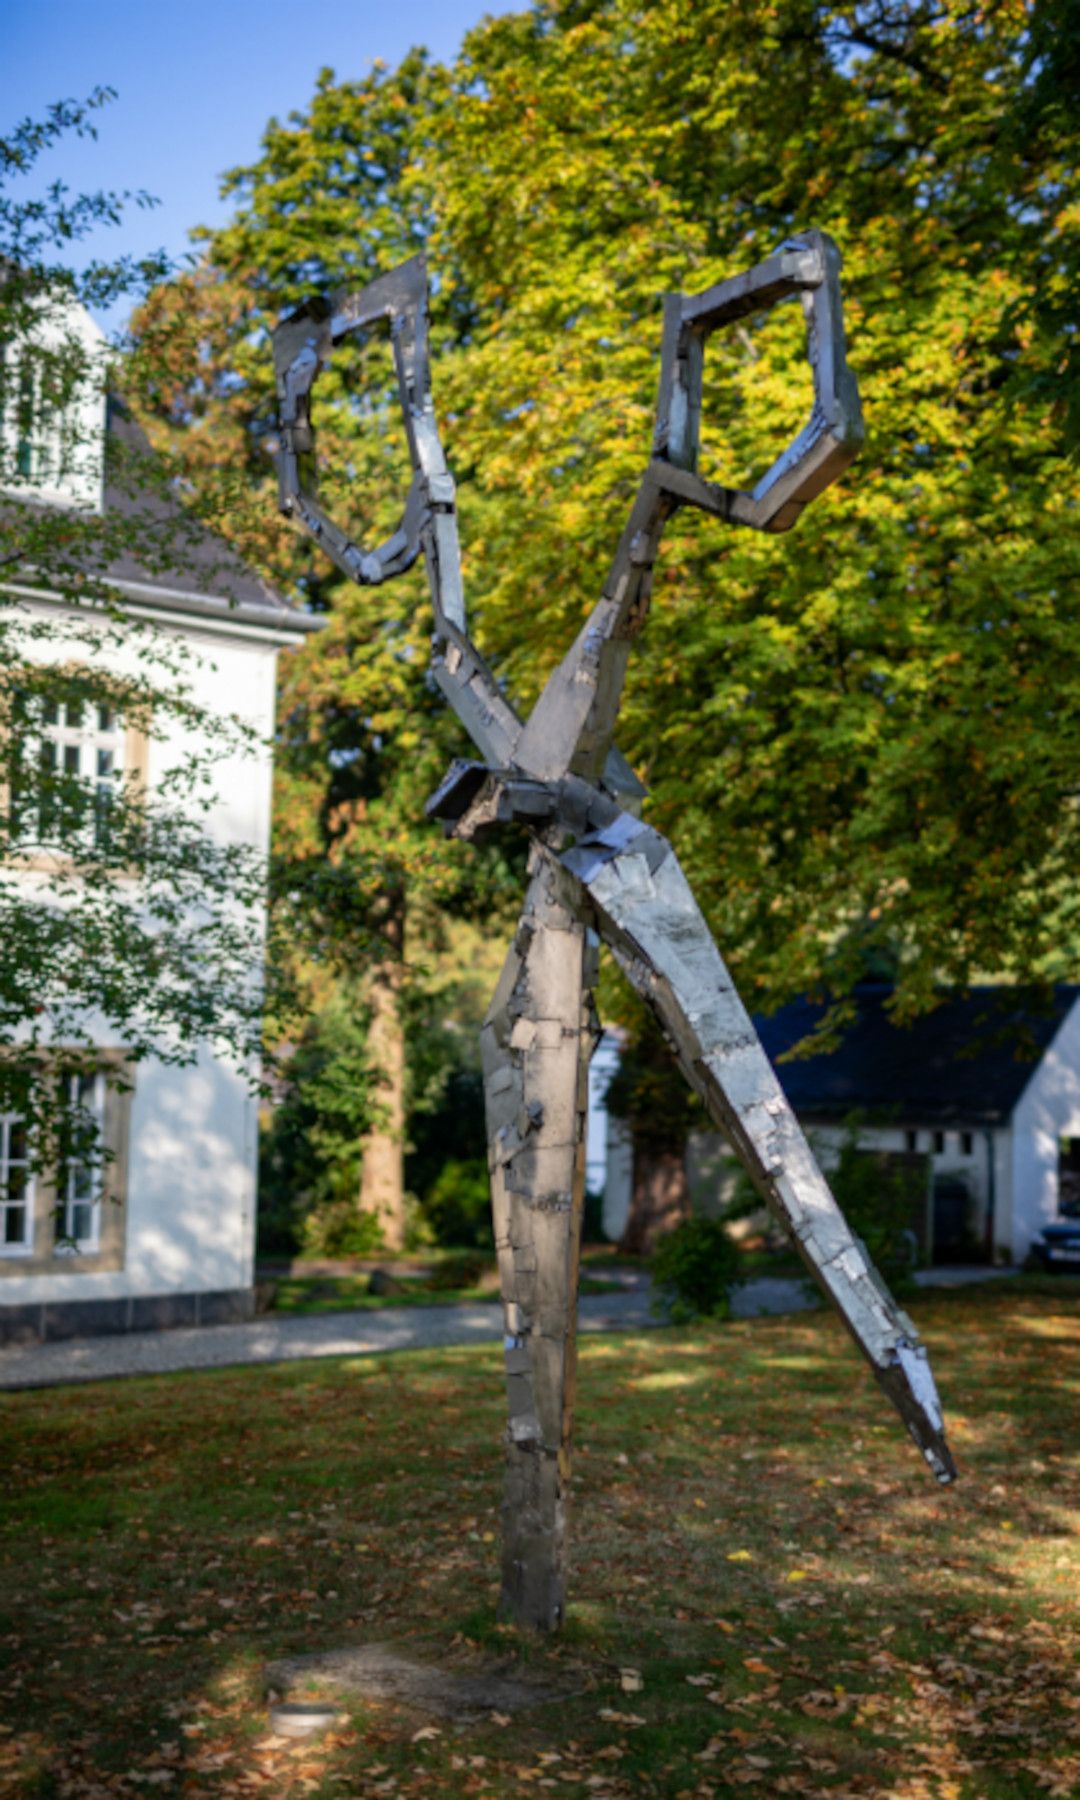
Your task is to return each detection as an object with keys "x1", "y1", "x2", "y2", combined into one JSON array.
[{"x1": 2, "y1": 0, "x2": 508, "y2": 331}]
